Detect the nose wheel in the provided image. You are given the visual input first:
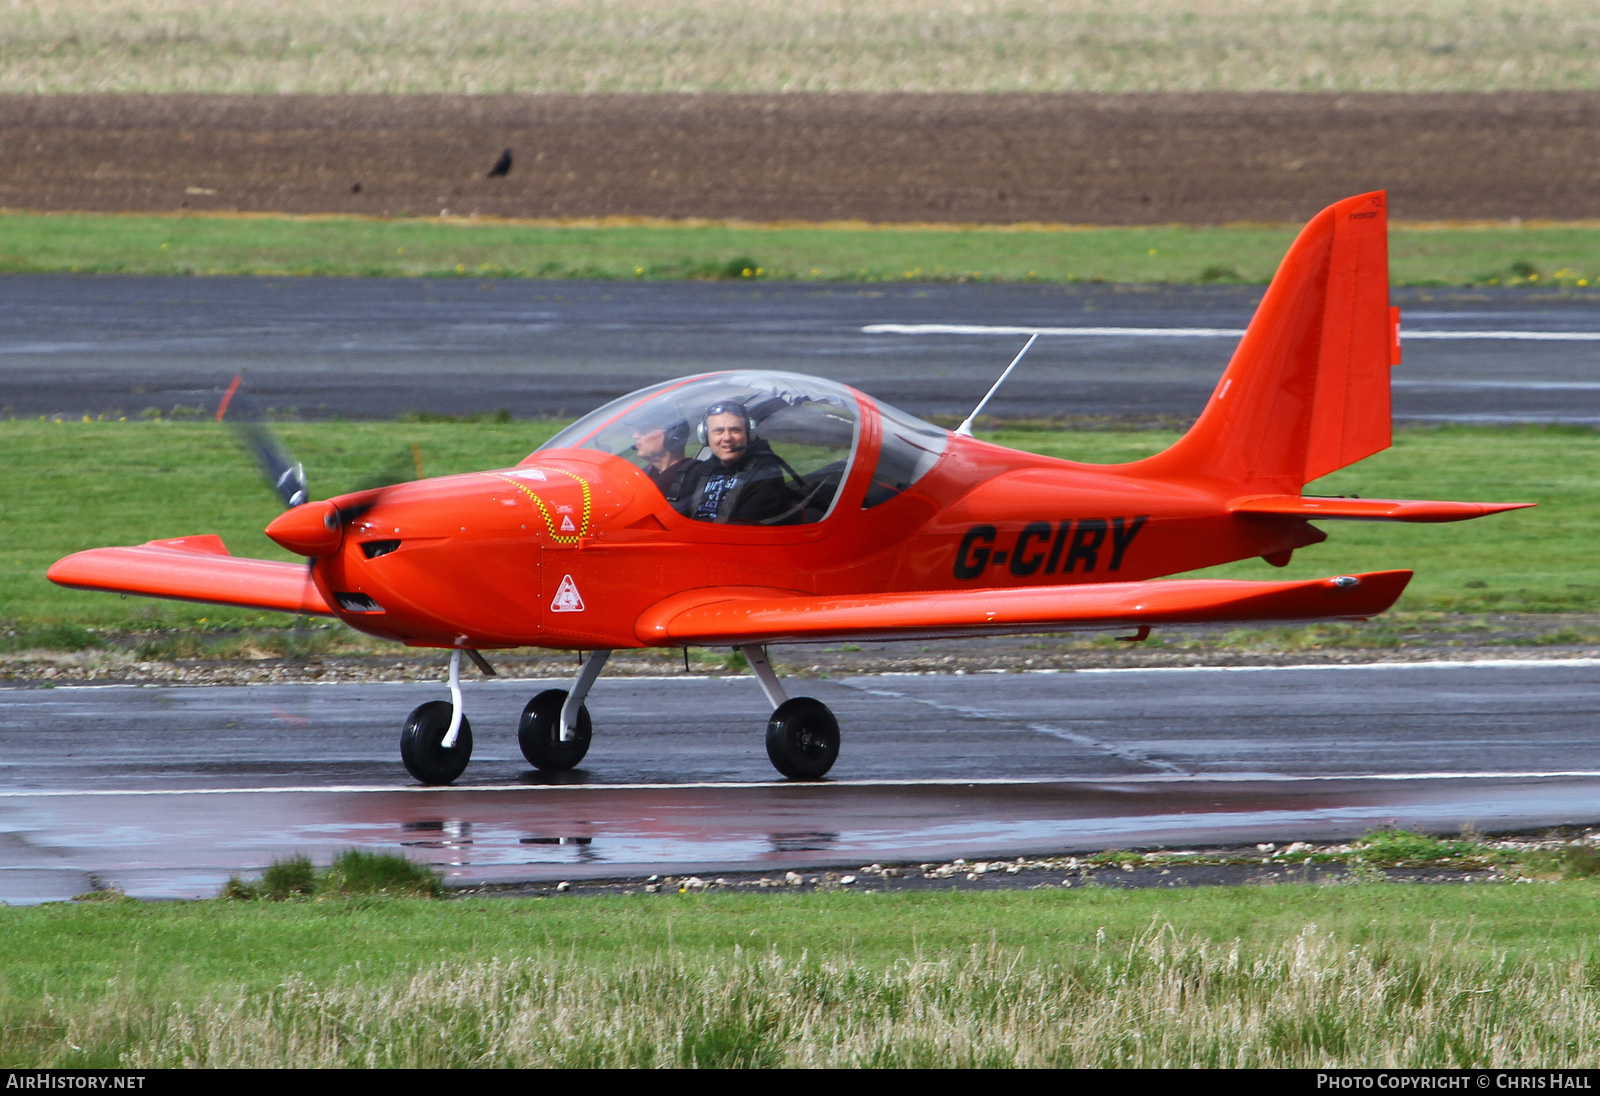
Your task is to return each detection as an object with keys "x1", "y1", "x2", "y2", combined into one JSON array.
[
  {"x1": 400, "y1": 647, "x2": 483, "y2": 785},
  {"x1": 400, "y1": 700, "x2": 474, "y2": 785}
]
